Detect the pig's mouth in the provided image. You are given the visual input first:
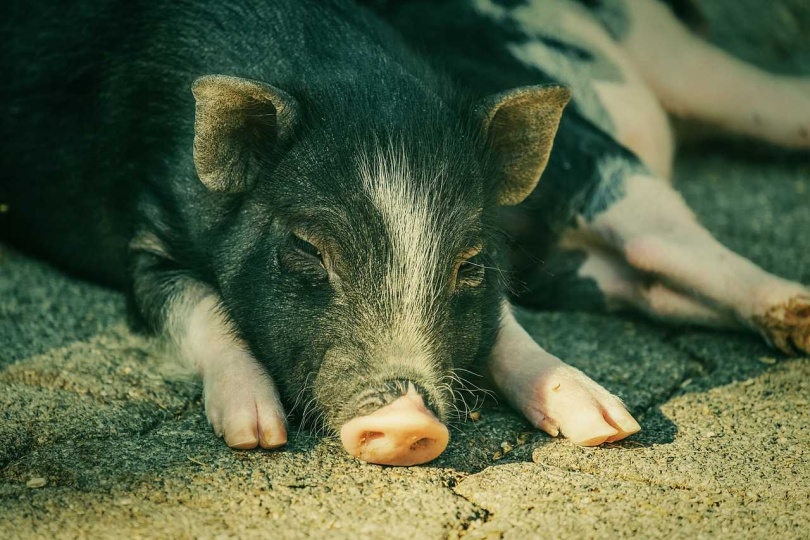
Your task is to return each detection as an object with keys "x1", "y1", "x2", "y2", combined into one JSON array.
[{"x1": 336, "y1": 378, "x2": 451, "y2": 466}]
